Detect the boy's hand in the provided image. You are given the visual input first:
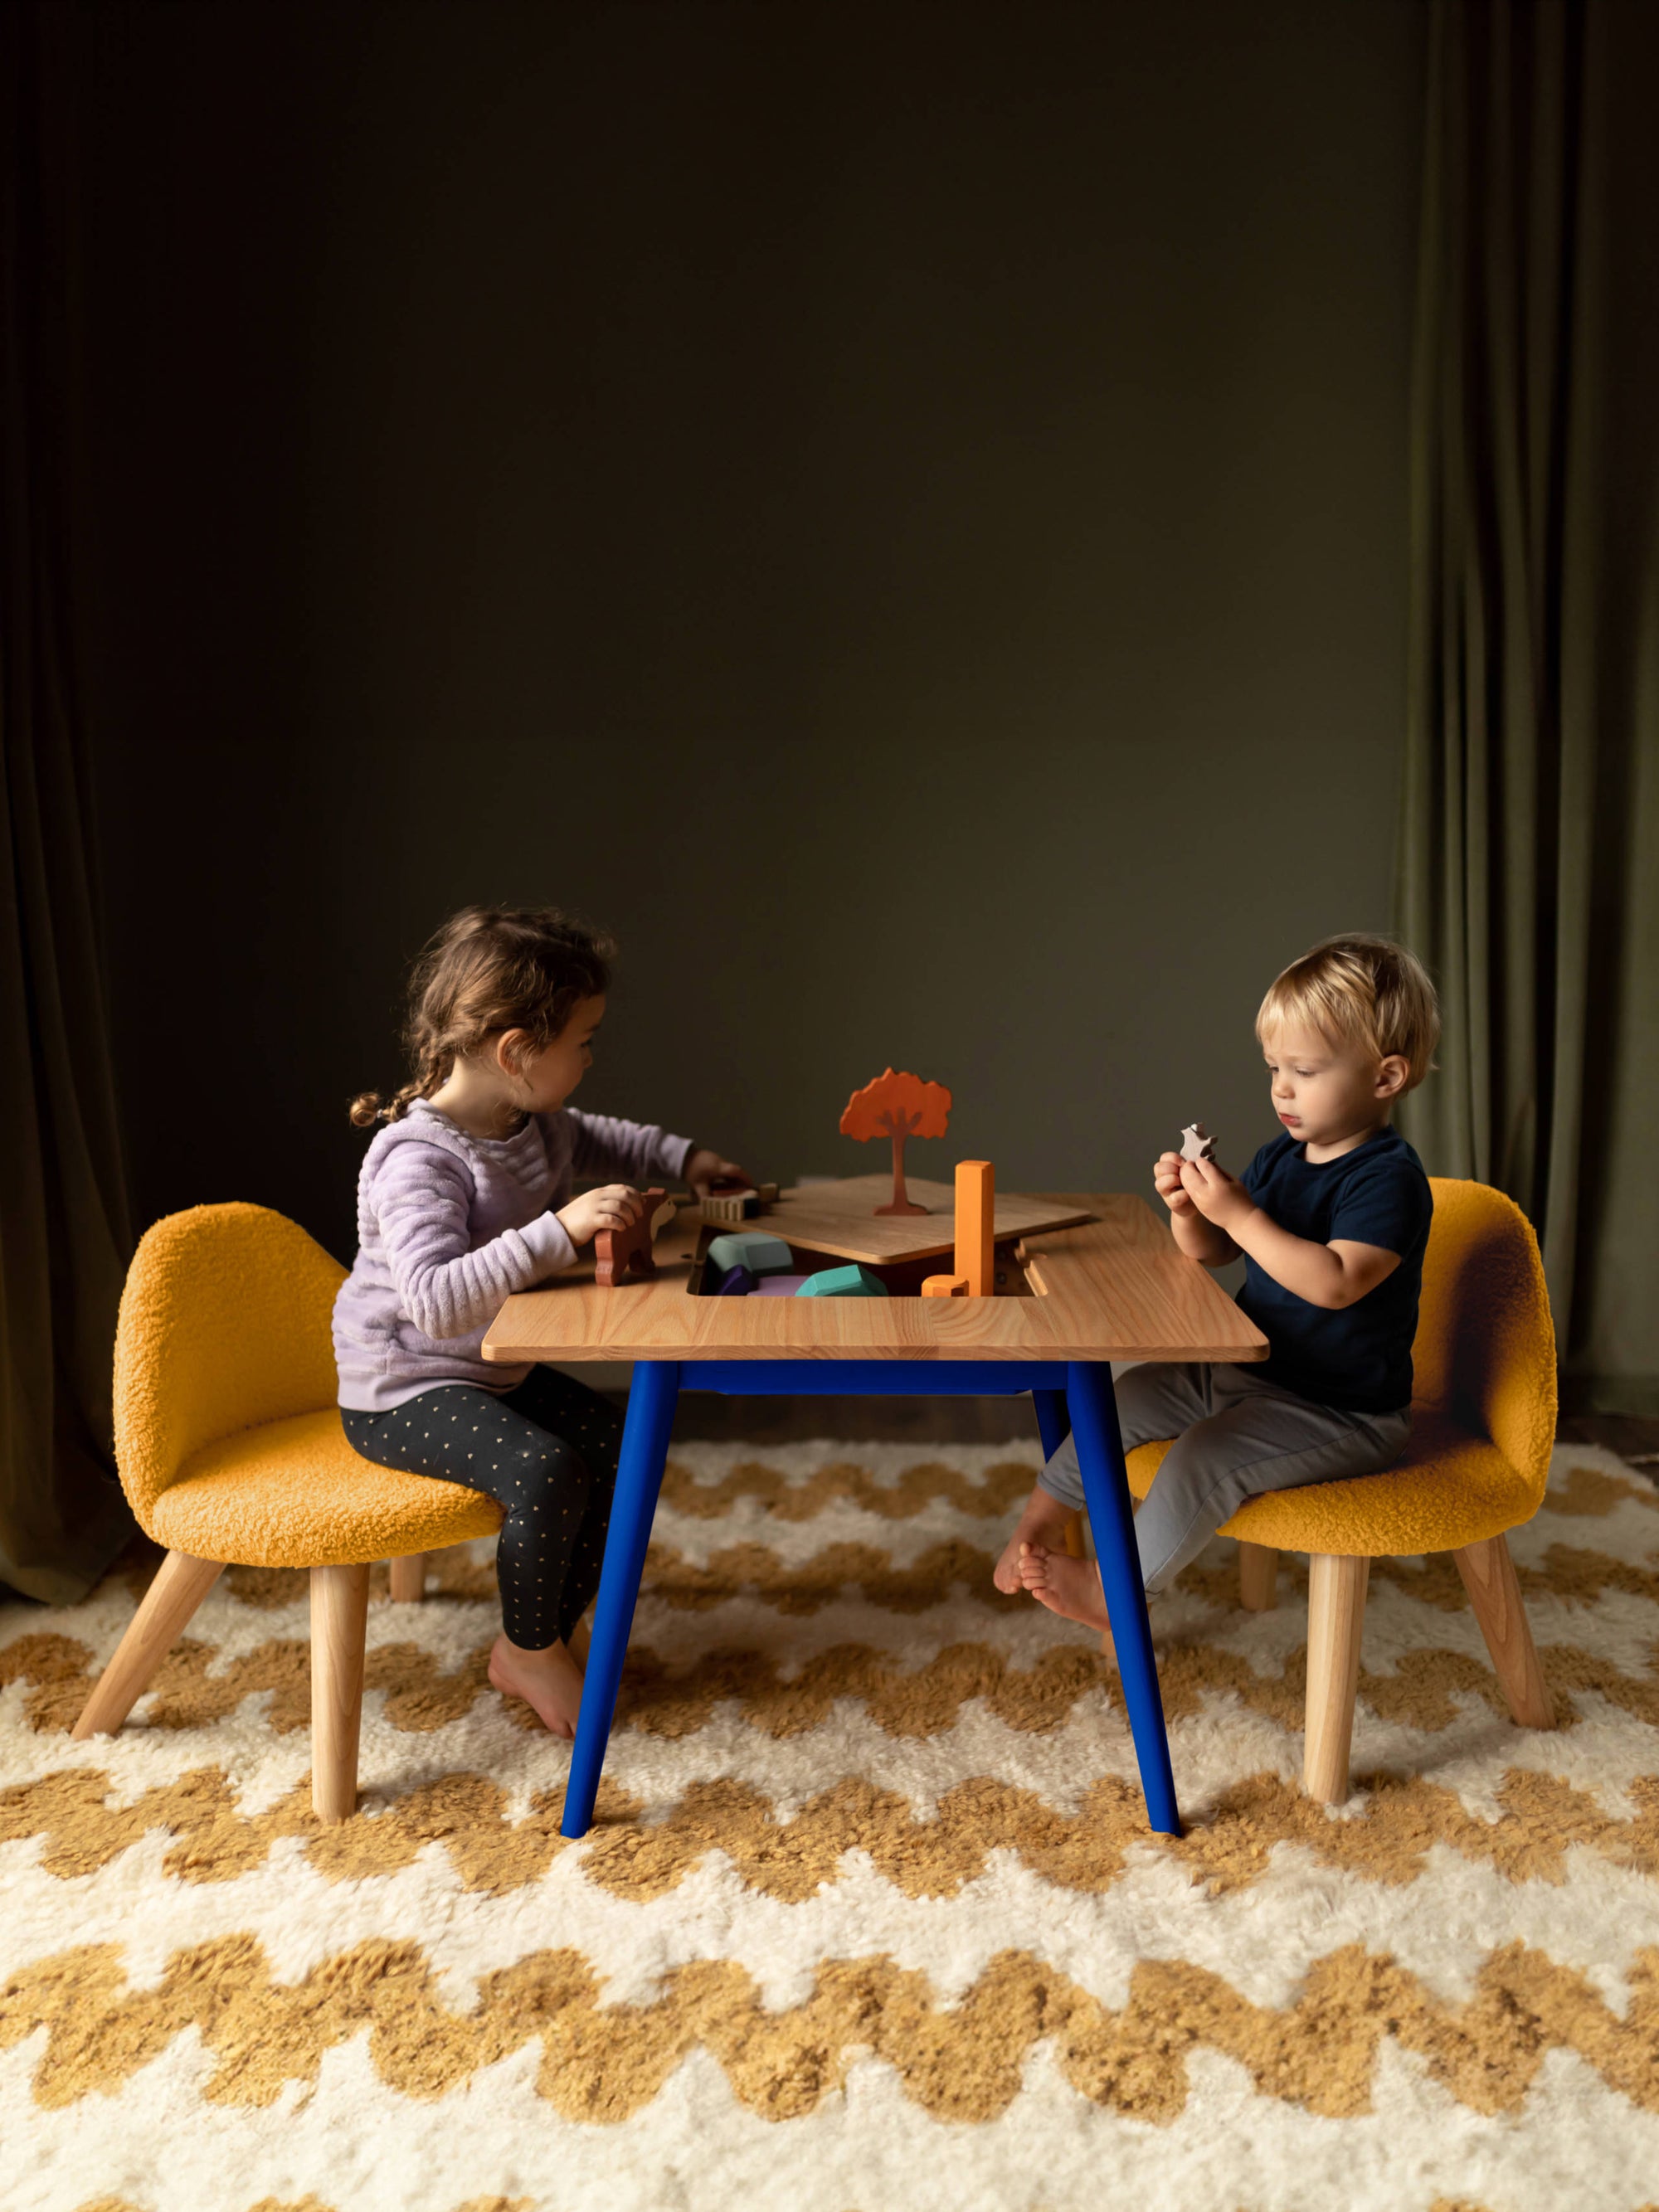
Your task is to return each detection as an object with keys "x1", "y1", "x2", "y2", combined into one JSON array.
[
  {"x1": 1152, "y1": 1150, "x2": 1196, "y2": 1216},
  {"x1": 557, "y1": 1184, "x2": 644, "y2": 1250},
  {"x1": 684, "y1": 1146, "x2": 753, "y2": 1197},
  {"x1": 1179, "y1": 1154, "x2": 1258, "y2": 1235}
]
